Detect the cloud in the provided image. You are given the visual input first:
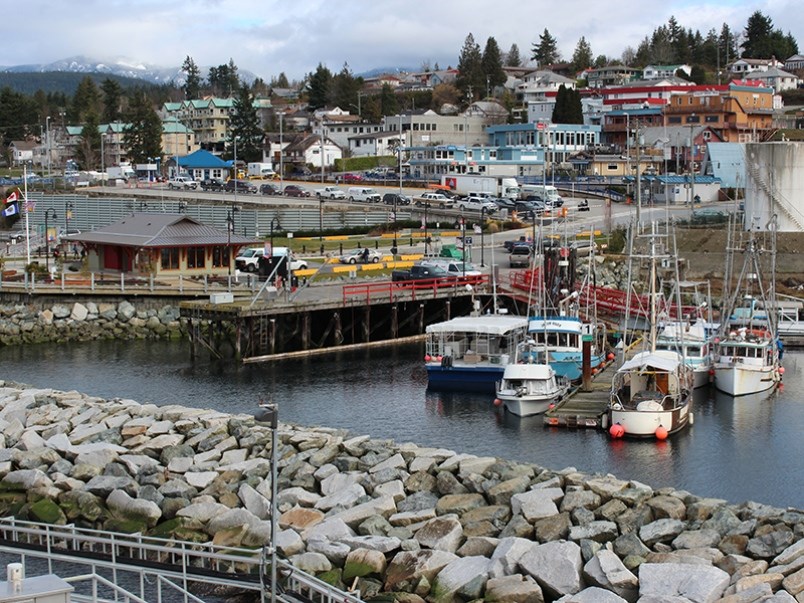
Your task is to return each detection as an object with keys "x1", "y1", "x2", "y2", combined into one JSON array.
[{"x1": 4, "y1": 0, "x2": 802, "y2": 81}]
